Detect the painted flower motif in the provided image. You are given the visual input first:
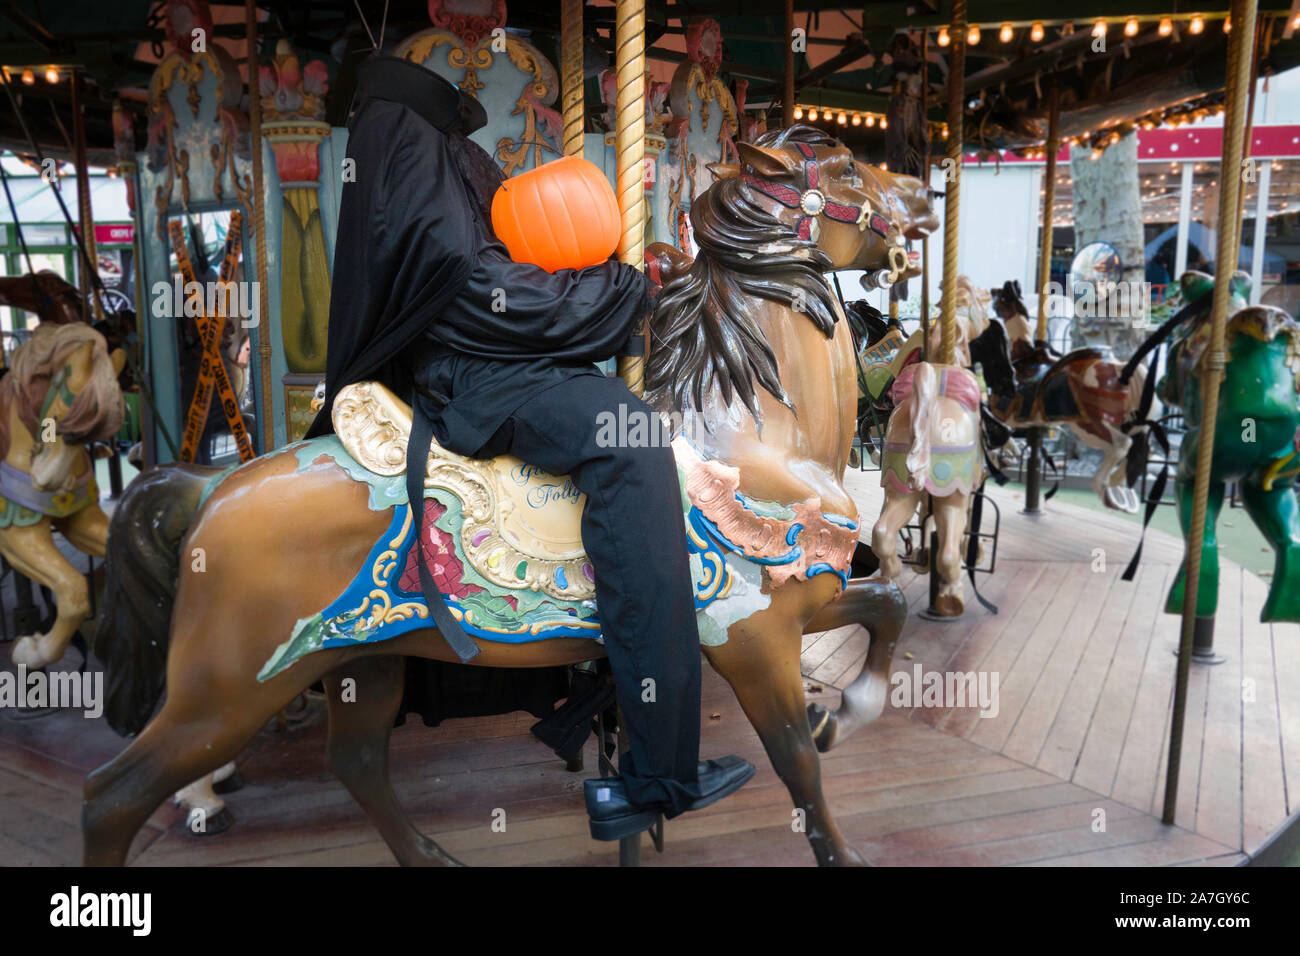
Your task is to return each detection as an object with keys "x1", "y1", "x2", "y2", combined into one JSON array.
[{"x1": 398, "y1": 499, "x2": 484, "y2": 601}]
